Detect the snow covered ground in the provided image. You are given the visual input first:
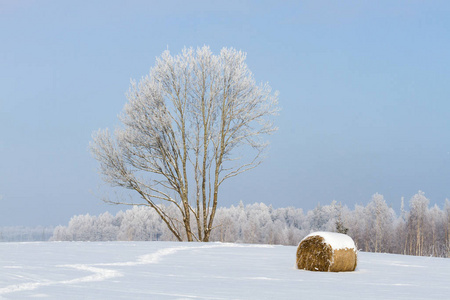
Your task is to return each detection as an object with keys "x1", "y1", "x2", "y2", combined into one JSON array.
[{"x1": 0, "y1": 242, "x2": 449, "y2": 299}]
